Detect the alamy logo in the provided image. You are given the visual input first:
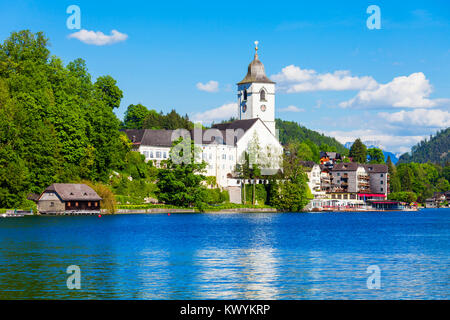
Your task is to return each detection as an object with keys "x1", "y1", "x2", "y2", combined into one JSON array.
[
  {"x1": 366, "y1": 265, "x2": 381, "y2": 289},
  {"x1": 366, "y1": 5, "x2": 381, "y2": 30},
  {"x1": 66, "y1": 265, "x2": 81, "y2": 289},
  {"x1": 66, "y1": 5, "x2": 81, "y2": 30}
]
